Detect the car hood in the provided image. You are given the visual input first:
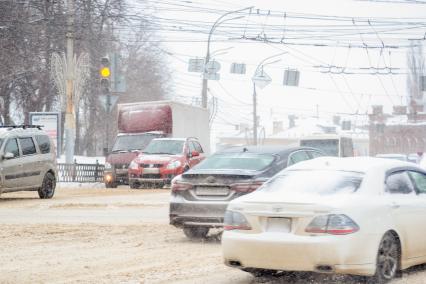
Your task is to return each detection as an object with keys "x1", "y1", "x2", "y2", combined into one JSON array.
[
  {"x1": 136, "y1": 154, "x2": 178, "y2": 164},
  {"x1": 107, "y1": 152, "x2": 139, "y2": 164}
]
